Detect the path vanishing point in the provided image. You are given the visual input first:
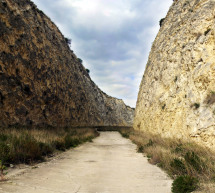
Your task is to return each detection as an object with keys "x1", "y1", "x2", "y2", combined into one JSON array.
[{"x1": 0, "y1": 132, "x2": 172, "y2": 193}]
